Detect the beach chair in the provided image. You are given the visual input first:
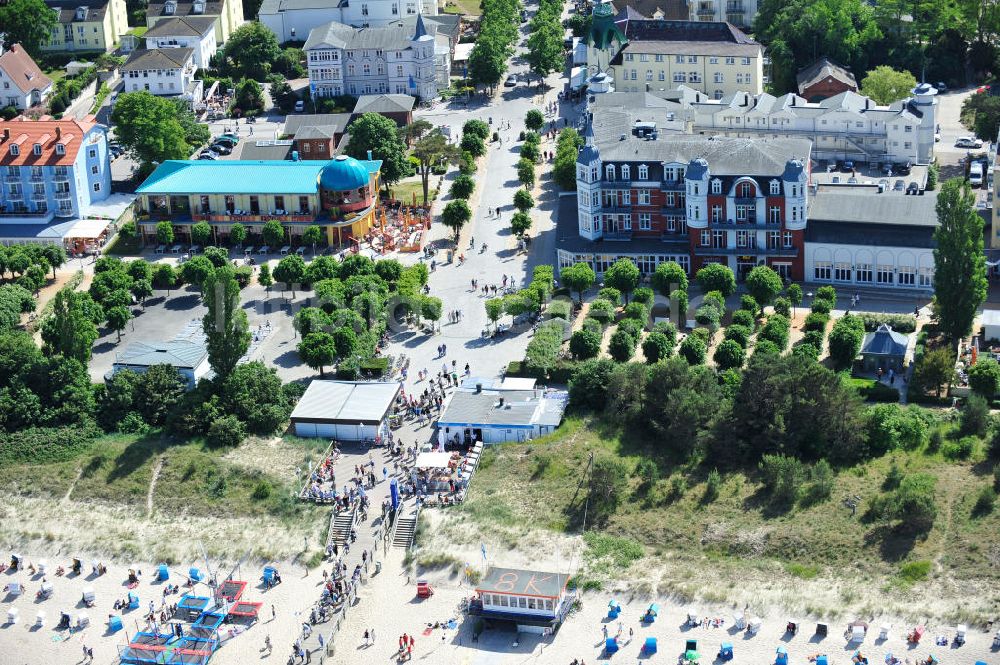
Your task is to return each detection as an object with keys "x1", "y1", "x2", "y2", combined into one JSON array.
[
  {"x1": 955, "y1": 625, "x2": 966, "y2": 646},
  {"x1": 817, "y1": 656, "x2": 828, "y2": 665},
  {"x1": 76, "y1": 612, "x2": 89, "y2": 629},
  {"x1": 38, "y1": 560, "x2": 48, "y2": 575},
  {"x1": 850, "y1": 626, "x2": 866, "y2": 643},
  {"x1": 787, "y1": 620, "x2": 800, "y2": 635},
  {"x1": 70, "y1": 558, "x2": 82, "y2": 575},
  {"x1": 776, "y1": 646, "x2": 789, "y2": 665},
  {"x1": 415, "y1": 580, "x2": 433, "y2": 598},
  {"x1": 644, "y1": 637, "x2": 658, "y2": 654},
  {"x1": 686, "y1": 639, "x2": 698, "y2": 653},
  {"x1": 34, "y1": 611, "x2": 45, "y2": 627},
  {"x1": 6, "y1": 608, "x2": 18, "y2": 624},
  {"x1": 719, "y1": 642, "x2": 734, "y2": 661},
  {"x1": 734, "y1": 613, "x2": 747, "y2": 630},
  {"x1": 82, "y1": 586, "x2": 95, "y2": 607},
  {"x1": 643, "y1": 603, "x2": 659, "y2": 623},
  {"x1": 189, "y1": 567, "x2": 202, "y2": 582},
  {"x1": 605, "y1": 637, "x2": 619, "y2": 654},
  {"x1": 993, "y1": 631, "x2": 1000, "y2": 648},
  {"x1": 879, "y1": 624, "x2": 891, "y2": 640},
  {"x1": 748, "y1": 618, "x2": 762, "y2": 635},
  {"x1": 687, "y1": 609, "x2": 700, "y2": 626},
  {"x1": 156, "y1": 563, "x2": 169, "y2": 581},
  {"x1": 10, "y1": 553, "x2": 22, "y2": 570},
  {"x1": 5, "y1": 582, "x2": 22, "y2": 596},
  {"x1": 128, "y1": 592, "x2": 139, "y2": 610},
  {"x1": 58, "y1": 611, "x2": 71, "y2": 629},
  {"x1": 907, "y1": 626, "x2": 925, "y2": 644},
  {"x1": 37, "y1": 582, "x2": 53, "y2": 599},
  {"x1": 108, "y1": 615, "x2": 123, "y2": 632},
  {"x1": 816, "y1": 623, "x2": 829, "y2": 638}
]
